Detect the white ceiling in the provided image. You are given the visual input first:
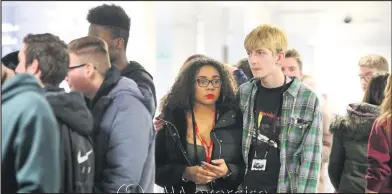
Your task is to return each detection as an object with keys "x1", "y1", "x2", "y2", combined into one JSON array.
[{"x1": 272, "y1": 1, "x2": 391, "y2": 46}]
